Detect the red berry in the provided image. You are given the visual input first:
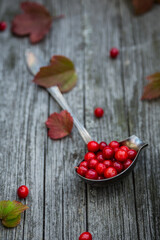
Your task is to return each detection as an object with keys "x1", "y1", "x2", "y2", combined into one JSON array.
[
  {"x1": 114, "y1": 147, "x2": 119, "y2": 153},
  {"x1": 110, "y1": 47, "x2": 119, "y2": 58},
  {"x1": 96, "y1": 152, "x2": 104, "y2": 162},
  {"x1": 17, "y1": 185, "x2": 29, "y2": 199},
  {"x1": 96, "y1": 163, "x2": 106, "y2": 176},
  {"x1": 84, "y1": 152, "x2": 96, "y2": 161},
  {"x1": 113, "y1": 161, "x2": 123, "y2": 173},
  {"x1": 99, "y1": 141, "x2": 107, "y2": 150},
  {"x1": 79, "y1": 232, "x2": 92, "y2": 240},
  {"x1": 85, "y1": 169, "x2": 98, "y2": 180},
  {"x1": 120, "y1": 146, "x2": 129, "y2": 152},
  {"x1": 109, "y1": 141, "x2": 120, "y2": 149},
  {"x1": 88, "y1": 159, "x2": 98, "y2": 169},
  {"x1": 127, "y1": 149, "x2": 137, "y2": 160},
  {"x1": 103, "y1": 160, "x2": 113, "y2": 168},
  {"x1": 94, "y1": 107, "x2": 104, "y2": 118},
  {"x1": 98, "y1": 176, "x2": 104, "y2": 180},
  {"x1": 115, "y1": 149, "x2": 128, "y2": 162},
  {"x1": 123, "y1": 159, "x2": 133, "y2": 169},
  {"x1": 0, "y1": 21, "x2": 7, "y2": 31},
  {"x1": 77, "y1": 166, "x2": 88, "y2": 176},
  {"x1": 87, "y1": 141, "x2": 99, "y2": 152},
  {"x1": 80, "y1": 161, "x2": 88, "y2": 168},
  {"x1": 104, "y1": 167, "x2": 117, "y2": 178},
  {"x1": 102, "y1": 146, "x2": 114, "y2": 159}
]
